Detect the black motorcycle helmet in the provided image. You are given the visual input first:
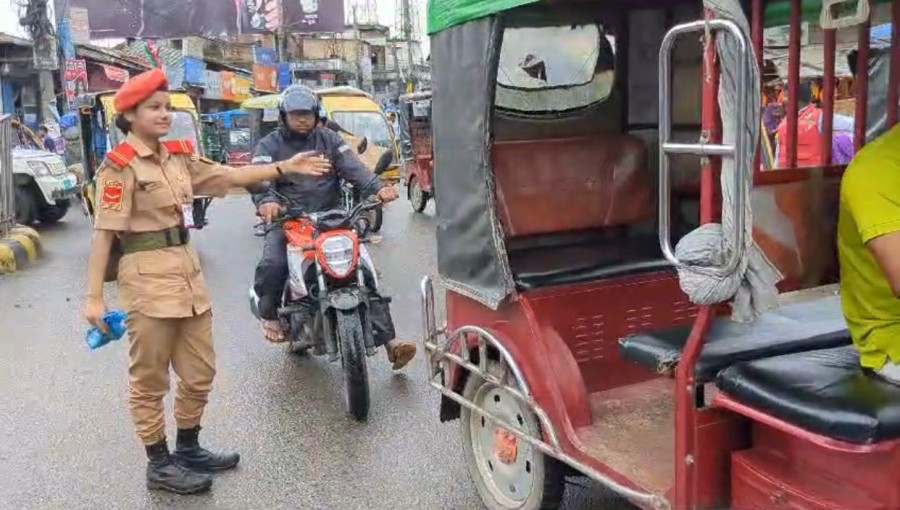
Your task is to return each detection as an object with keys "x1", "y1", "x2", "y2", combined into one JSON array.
[{"x1": 279, "y1": 85, "x2": 322, "y2": 137}]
